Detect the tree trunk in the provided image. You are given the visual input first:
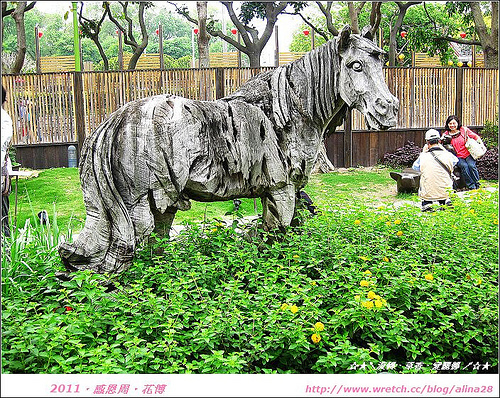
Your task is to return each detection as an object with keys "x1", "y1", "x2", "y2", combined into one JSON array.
[
  {"x1": 196, "y1": 2, "x2": 210, "y2": 68},
  {"x1": 483, "y1": 46, "x2": 498, "y2": 68},
  {"x1": 469, "y1": 1, "x2": 498, "y2": 68},
  {"x1": 247, "y1": 51, "x2": 261, "y2": 68},
  {"x1": 105, "y1": 2, "x2": 149, "y2": 70},
  {"x1": 11, "y1": 2, "x2": 27, "y2": 74}
]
